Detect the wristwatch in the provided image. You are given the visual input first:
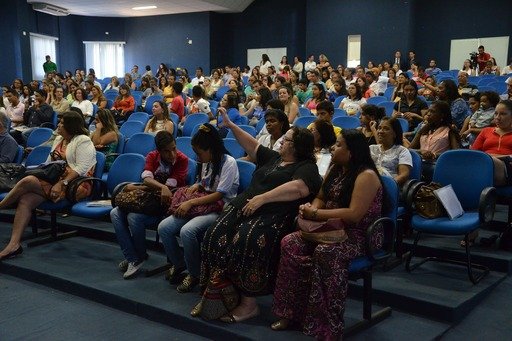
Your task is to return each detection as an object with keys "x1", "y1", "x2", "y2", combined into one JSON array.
[{"x1": 62, "y1": 179, "x2": 69, "y2": 186}]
